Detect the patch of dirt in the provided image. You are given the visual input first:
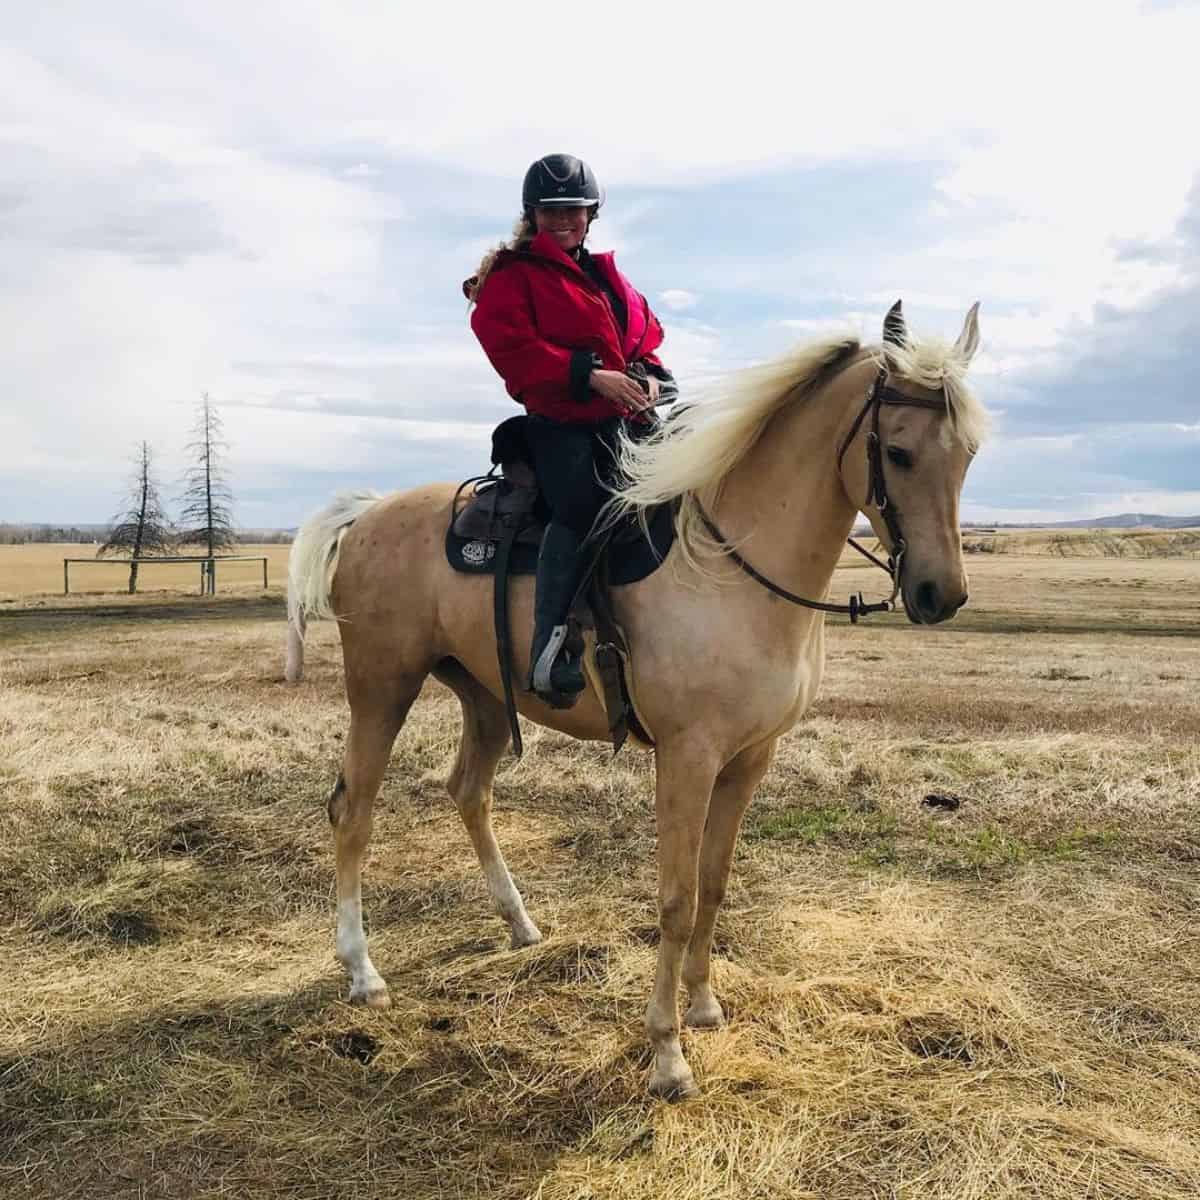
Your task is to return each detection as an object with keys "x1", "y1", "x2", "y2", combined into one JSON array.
[
  {"x1": 325, "y1": 1030, "x2": 381, "y2": 1065},
  {"x1": 898, "y1": 1013, "x2": 1007, "y2": 1065}
]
